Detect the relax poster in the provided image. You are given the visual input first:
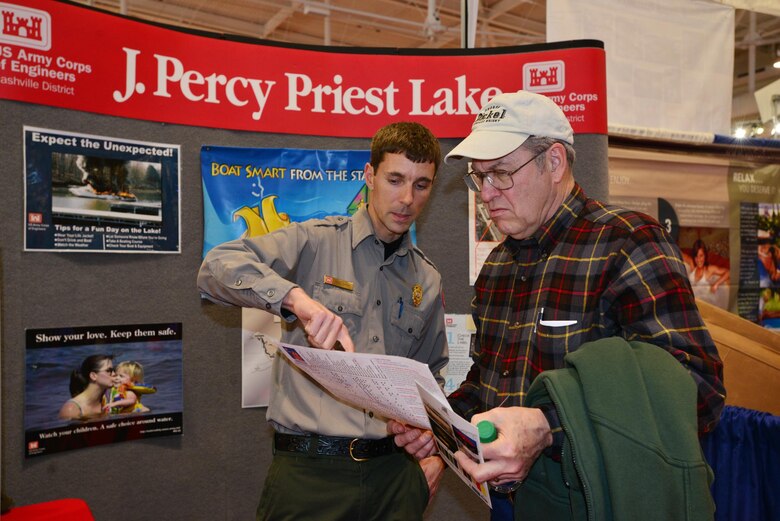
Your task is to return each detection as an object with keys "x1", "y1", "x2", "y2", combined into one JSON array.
[{"x1": 609, "y1": 148, "x2": 780, "y2": 331}]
